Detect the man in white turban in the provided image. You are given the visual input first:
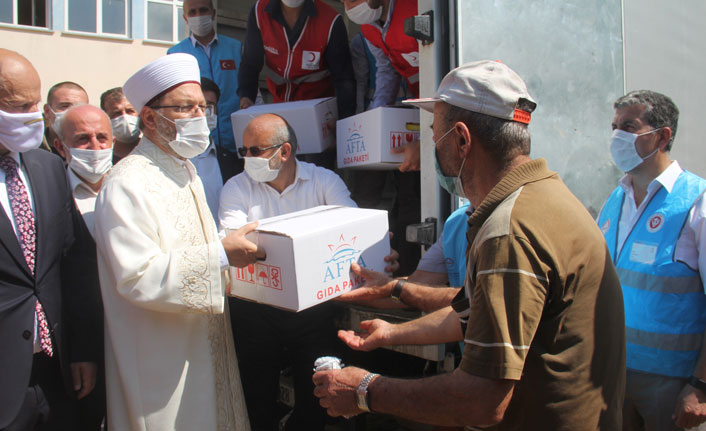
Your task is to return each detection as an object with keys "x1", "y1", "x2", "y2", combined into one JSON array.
[{"x1": 94, "y1": 53, "x2": 259, "y2": 430}]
